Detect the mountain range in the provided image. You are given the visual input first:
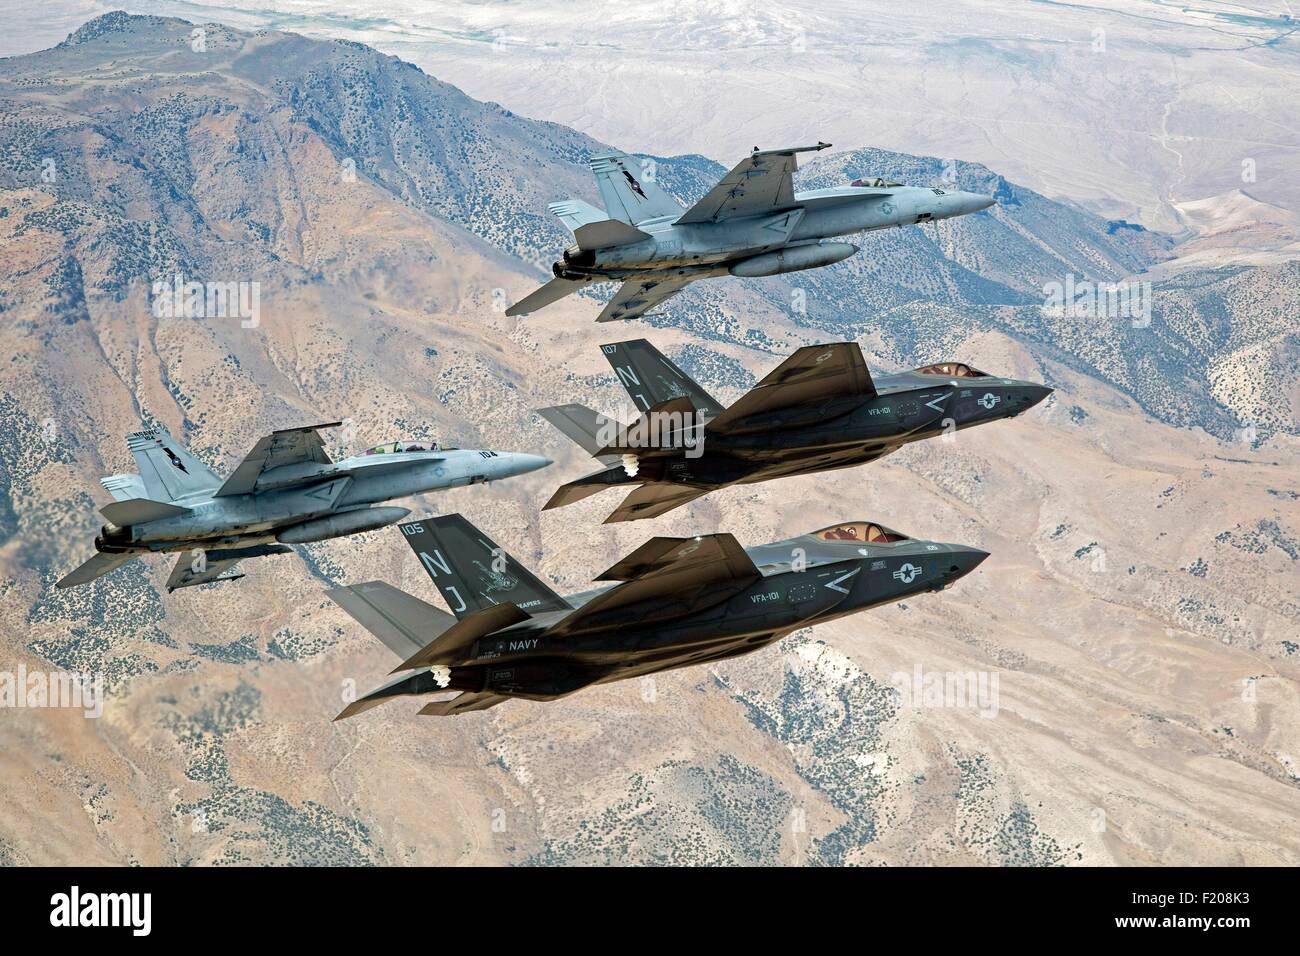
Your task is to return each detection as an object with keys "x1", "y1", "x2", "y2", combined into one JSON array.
[{"x1": 0, "y1": 12, "x2": 1296, "y2": 866}]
